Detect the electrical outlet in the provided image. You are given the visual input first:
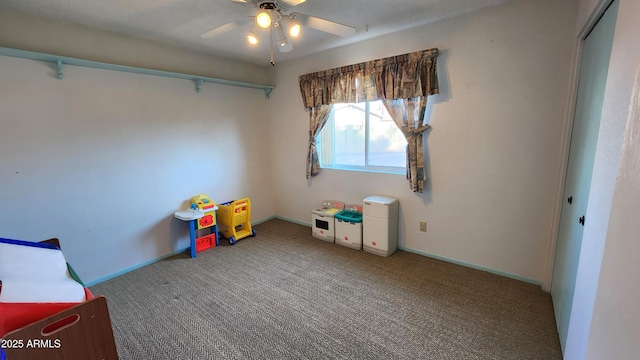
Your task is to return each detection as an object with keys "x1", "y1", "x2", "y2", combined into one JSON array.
[{"x1": 420, "y1": 221, "x2": 427, "y2": 232}]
